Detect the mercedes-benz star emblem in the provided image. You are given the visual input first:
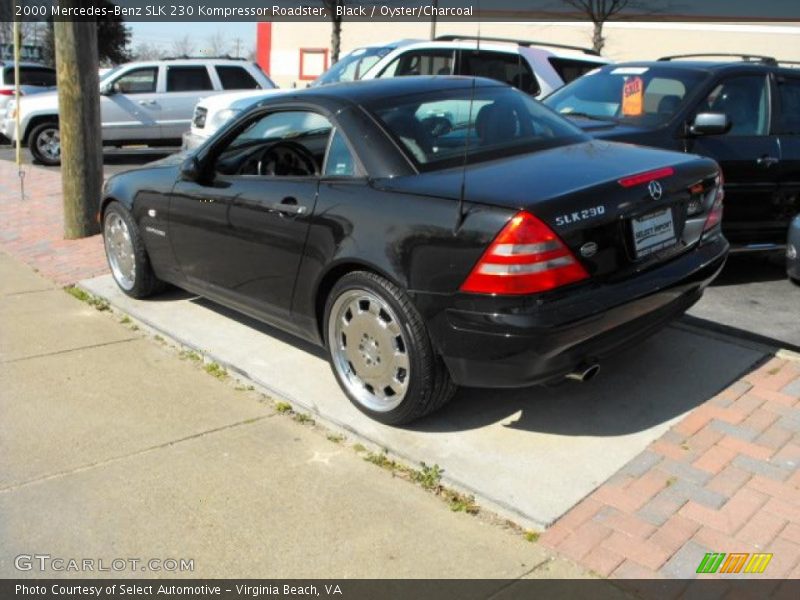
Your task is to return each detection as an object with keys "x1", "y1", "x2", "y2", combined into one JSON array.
[{"x1": 648, "y1": 180, "x2": 663, "y2": 201}]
